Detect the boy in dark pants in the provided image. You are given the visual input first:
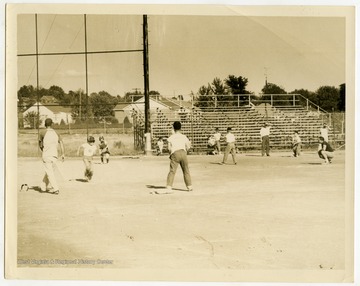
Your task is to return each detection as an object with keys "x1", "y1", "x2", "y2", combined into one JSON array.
[
  {"x1": 318, "y1": 136, "x2": 334, "y2": 164},
  {"x1": 156, "y1": 121, "x2": 192, "y2": 194}
]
